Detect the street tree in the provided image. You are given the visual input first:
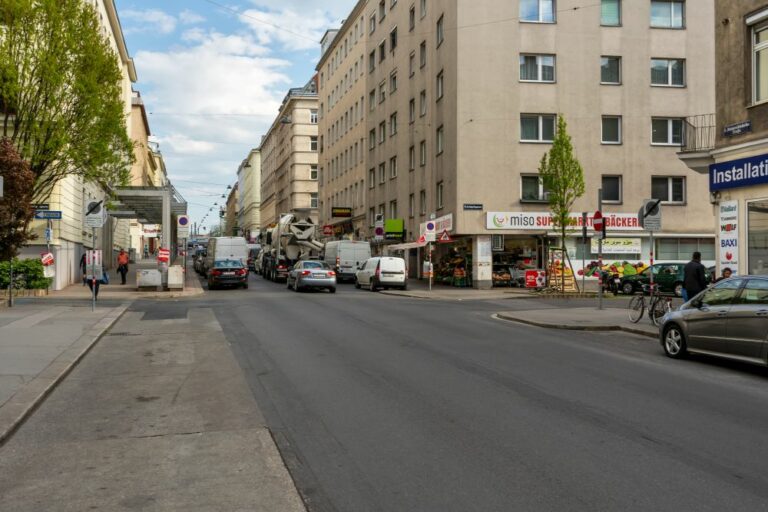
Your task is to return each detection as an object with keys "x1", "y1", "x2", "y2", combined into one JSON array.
[
  {"x1": 538, "y1": 115, "x2": 586, "y2": 291},
  {"x1": 0, "y1": 0, "x2": 134, "y2": 204},
  {"x1": 0, "y1": 137, "x2": 35, "y2": 260}
]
